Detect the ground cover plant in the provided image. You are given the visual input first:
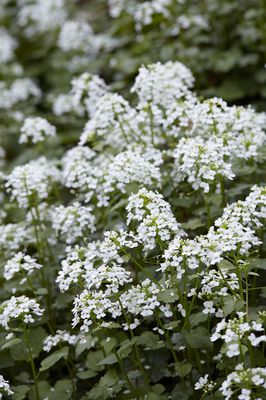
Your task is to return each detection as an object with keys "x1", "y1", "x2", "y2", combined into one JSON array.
[{"x1": 0, "y1": 1, "x2": 266, "y2": 400}]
